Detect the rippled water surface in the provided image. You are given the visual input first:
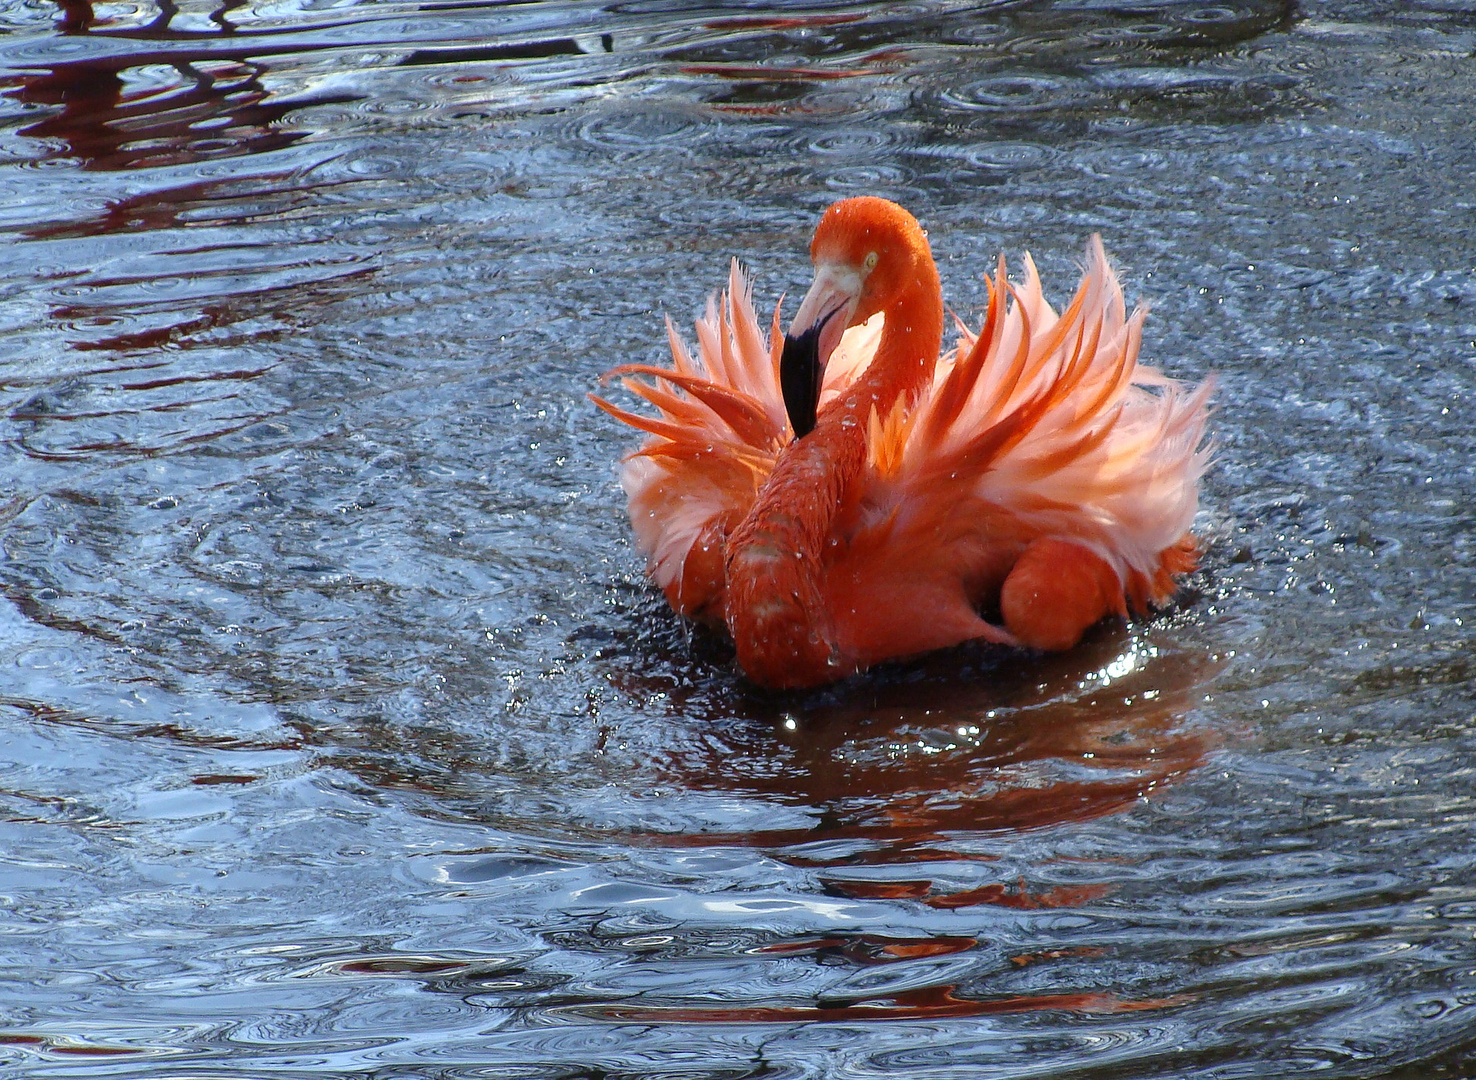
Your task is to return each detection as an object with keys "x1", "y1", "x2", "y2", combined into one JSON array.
[{"x1": 2, "y1": 0, "x2": 1474, "y2": 1075}]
